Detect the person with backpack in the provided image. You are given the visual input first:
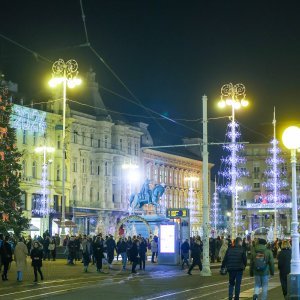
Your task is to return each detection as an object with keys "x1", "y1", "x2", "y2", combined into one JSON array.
[
  {"x1": 250, "y1": 238, "x2": 274, "y2": 300},
  {"x1": 221, "y1": 237, "x2": 247, "y2": 300}
]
